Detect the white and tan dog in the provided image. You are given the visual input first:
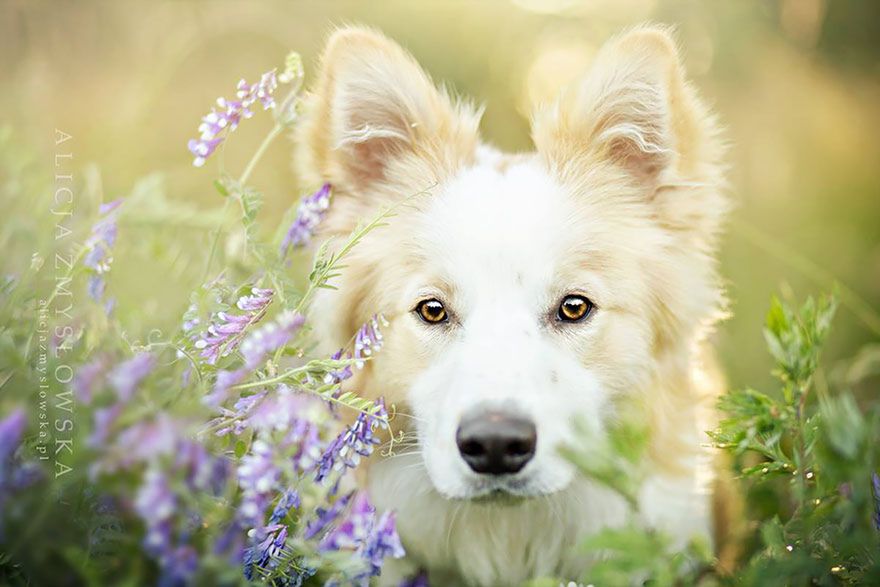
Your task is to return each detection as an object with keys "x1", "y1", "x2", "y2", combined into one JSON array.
[{"x1": 296, "y1": 24, "x2": 734, "y2": 586}]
